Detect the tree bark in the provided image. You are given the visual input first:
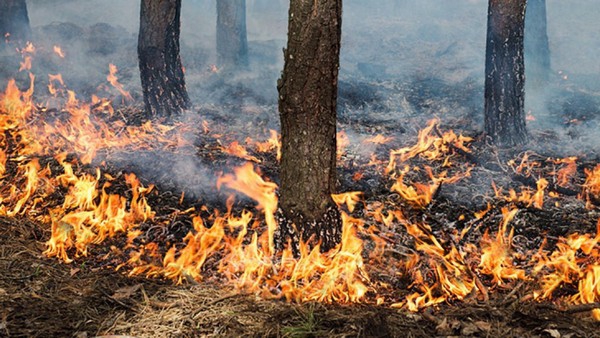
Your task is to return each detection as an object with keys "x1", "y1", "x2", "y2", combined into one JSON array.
[
  {"x1": 216, "y1": 0, "x2": 248, "y2": 69},
  {"x1": 276, "y1": 0, "x2": 343, "y2": 254},
  {"x1": 138, "y1": 0, "x2": 190, "y2": 119},
  {"x1": 0, "y1": 0, "x2": 31, "y2": 45},
  {"x1": 525, "y1": 0, "x2": 550, "y2": 88},
  {"x1": 484, "y1": 0, "x2": 528, "y2": 147}
]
